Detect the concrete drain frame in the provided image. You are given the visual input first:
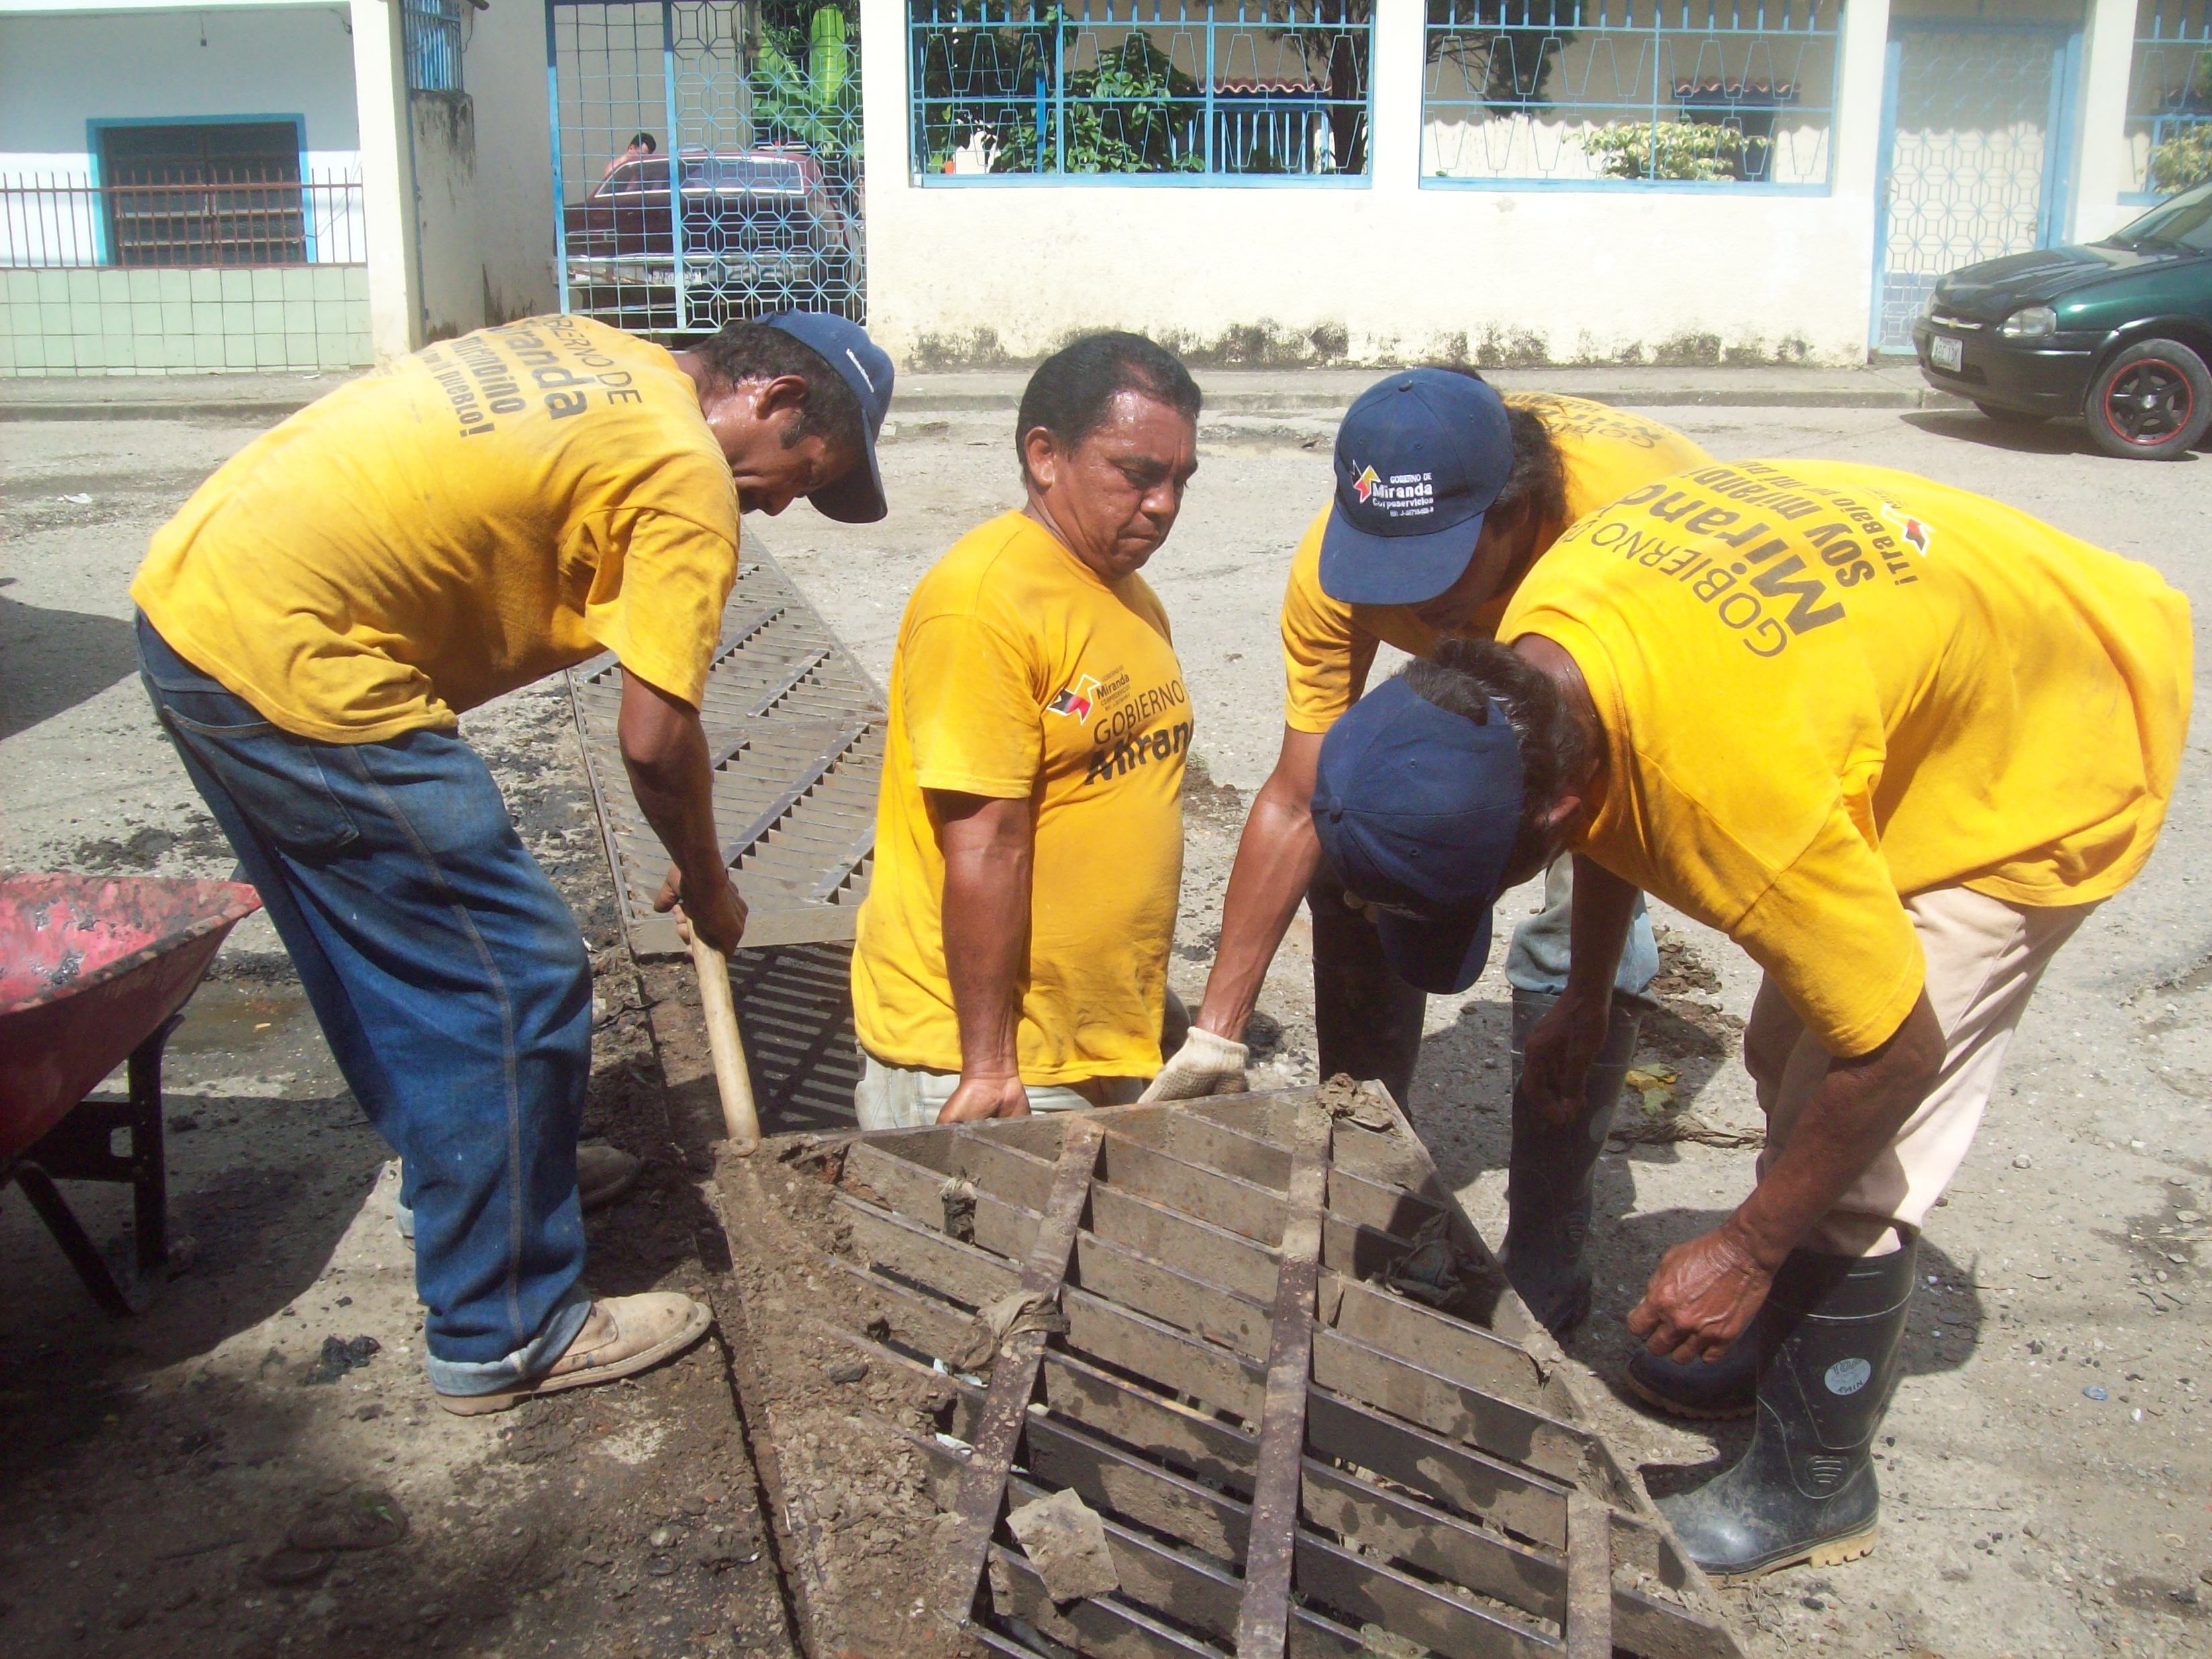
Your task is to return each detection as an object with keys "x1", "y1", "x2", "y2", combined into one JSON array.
[{"x1": 716, "y1": 1085, "x2": 1744, "y2": 1659}]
